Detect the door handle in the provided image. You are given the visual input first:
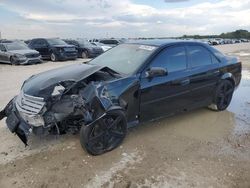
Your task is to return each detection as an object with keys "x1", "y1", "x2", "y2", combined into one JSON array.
[
  {"x1": 207, "y1": 70, "x2": 220, "y2": 76},
  {"x1": 180, "y1": 79, "x2": 190, "y2": 86},
  {"x1": 171, "y1": 79, "x2": 190, "y2": 86},
  {"x1": 213, "y1": 70, "x2": 220, "y2": 75}
]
